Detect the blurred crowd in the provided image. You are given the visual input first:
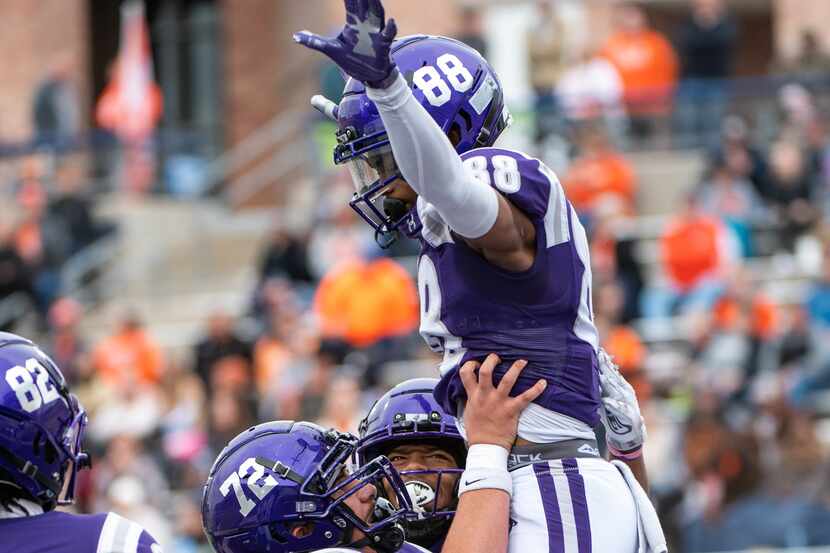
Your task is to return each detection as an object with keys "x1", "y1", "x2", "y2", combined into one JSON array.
[
  {"x1": 4, "y1": 1, "x2": 830, "y2": 552},
  {"x1": 34, "y1": 182, "x2": 426, "y2": 551},
  {"x1": 529, "y1": 0, "x2": 830, "y2": 153},
  {"x1": 530, "y1": 1, "x2": 830, "y2": 551},
  {"x1": 0, "y1": 153, "x2": 114, "y2": 327}
]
